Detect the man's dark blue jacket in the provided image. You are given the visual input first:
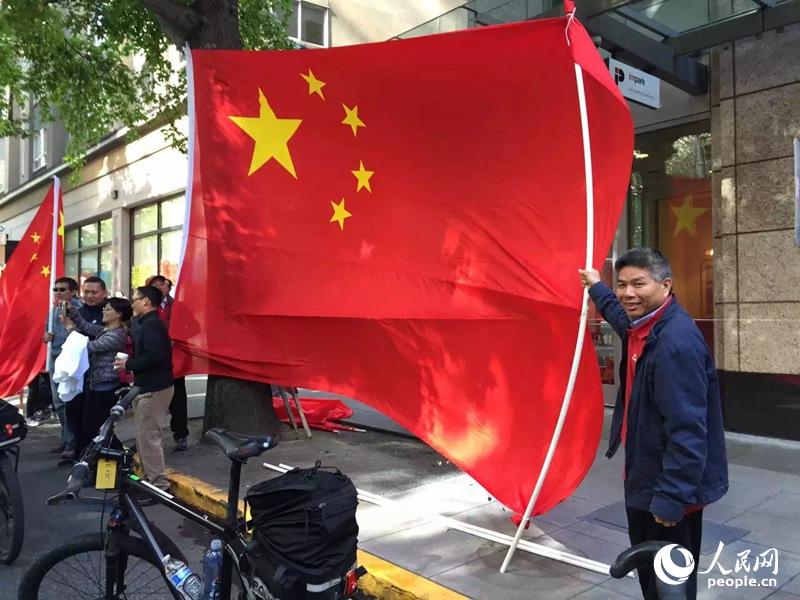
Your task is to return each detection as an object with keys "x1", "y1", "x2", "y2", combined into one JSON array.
[{"x1": 589, "y1": 283, "x2": 728, "y2": 522}]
